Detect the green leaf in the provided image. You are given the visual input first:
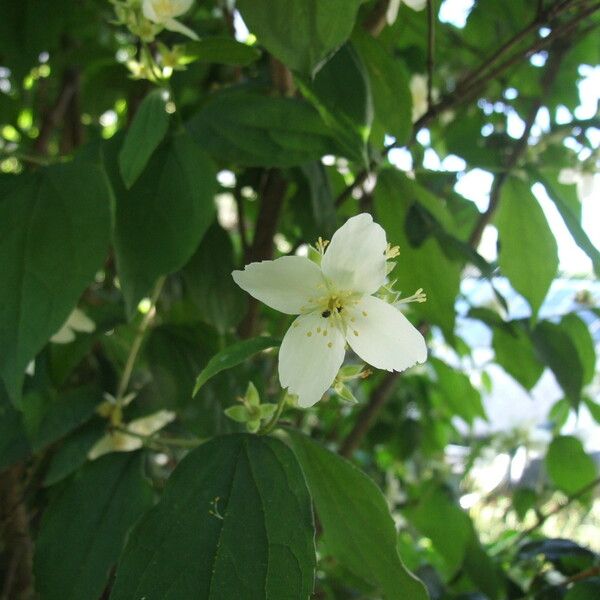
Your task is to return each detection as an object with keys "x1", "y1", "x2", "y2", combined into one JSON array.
[
  {"x1": 34, "y1": 453, "x2": 152, "y2": 600},
  {"x1": 492, "y1": 322, "x2": 544, "y2": 390},
  {"x1": 43, "y1": 420, "x2": 104, "y2": 487},
  {"x1": 560, "y1": 313, "x2": 595, "y2": 385},
  {"x1": 110, "y1": 434, "x2": 315, "y2": 599},
  {"x1": 22, "y1": 385, "x2": 101, "y2": 451},
  {"x1": 403, "y1": 482, "x2": 502, "y2": 599},
  {"x1": 187, "y1": 89, "x2": 338, "y2": 167},
  {"x1": 287, "y1": 431, "x2": 428, "y2": 600},
  {"x1": 352, "y1": 30, "x2": 412, "y2": 145},
  {"x1": 192, "y1": 336, "x2": 280, "y2": 397},
  {"x1": 494, "y1": 177, "x2": 558, "y2": 315},
  {"x1": 0, "y1": 159, "x2": 111, "y2": 402},
  {"x1": 298, "y1": 43, "x2": 372, "y2": 163},
  {"x1": 532, "y1": 320, "x2": 584, "y2": 406},
  {"x1": 119, "y1": 89, "x2": 170, "y2": 189},
  {"x1": 375, "y1": 170, "x2": 461, "y2": 337},
  {"x1": 184, "y1": 37, "x2": 261, "y2": 65},
  {"x1": 545, "y1": 436, "x2": 597, "y2": 499},
  {"x1": 236, "y1": 0, "x2": 364, "y2": 75},
  {"x1": 109, "y1": 132, "x2": 216, "y2": 314},
  {"x1": 183, "y1": 223, "x2": 246, "y2": 334},
  {"x1": 432, "y1": 358, "x2": 486, "y2": 424},
  {"x1": 565, "y1": 579, "x2": 600, "y2": 600},
  {"x1": 539, "y1": 170, "x2": 600, "y2": 277}
]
